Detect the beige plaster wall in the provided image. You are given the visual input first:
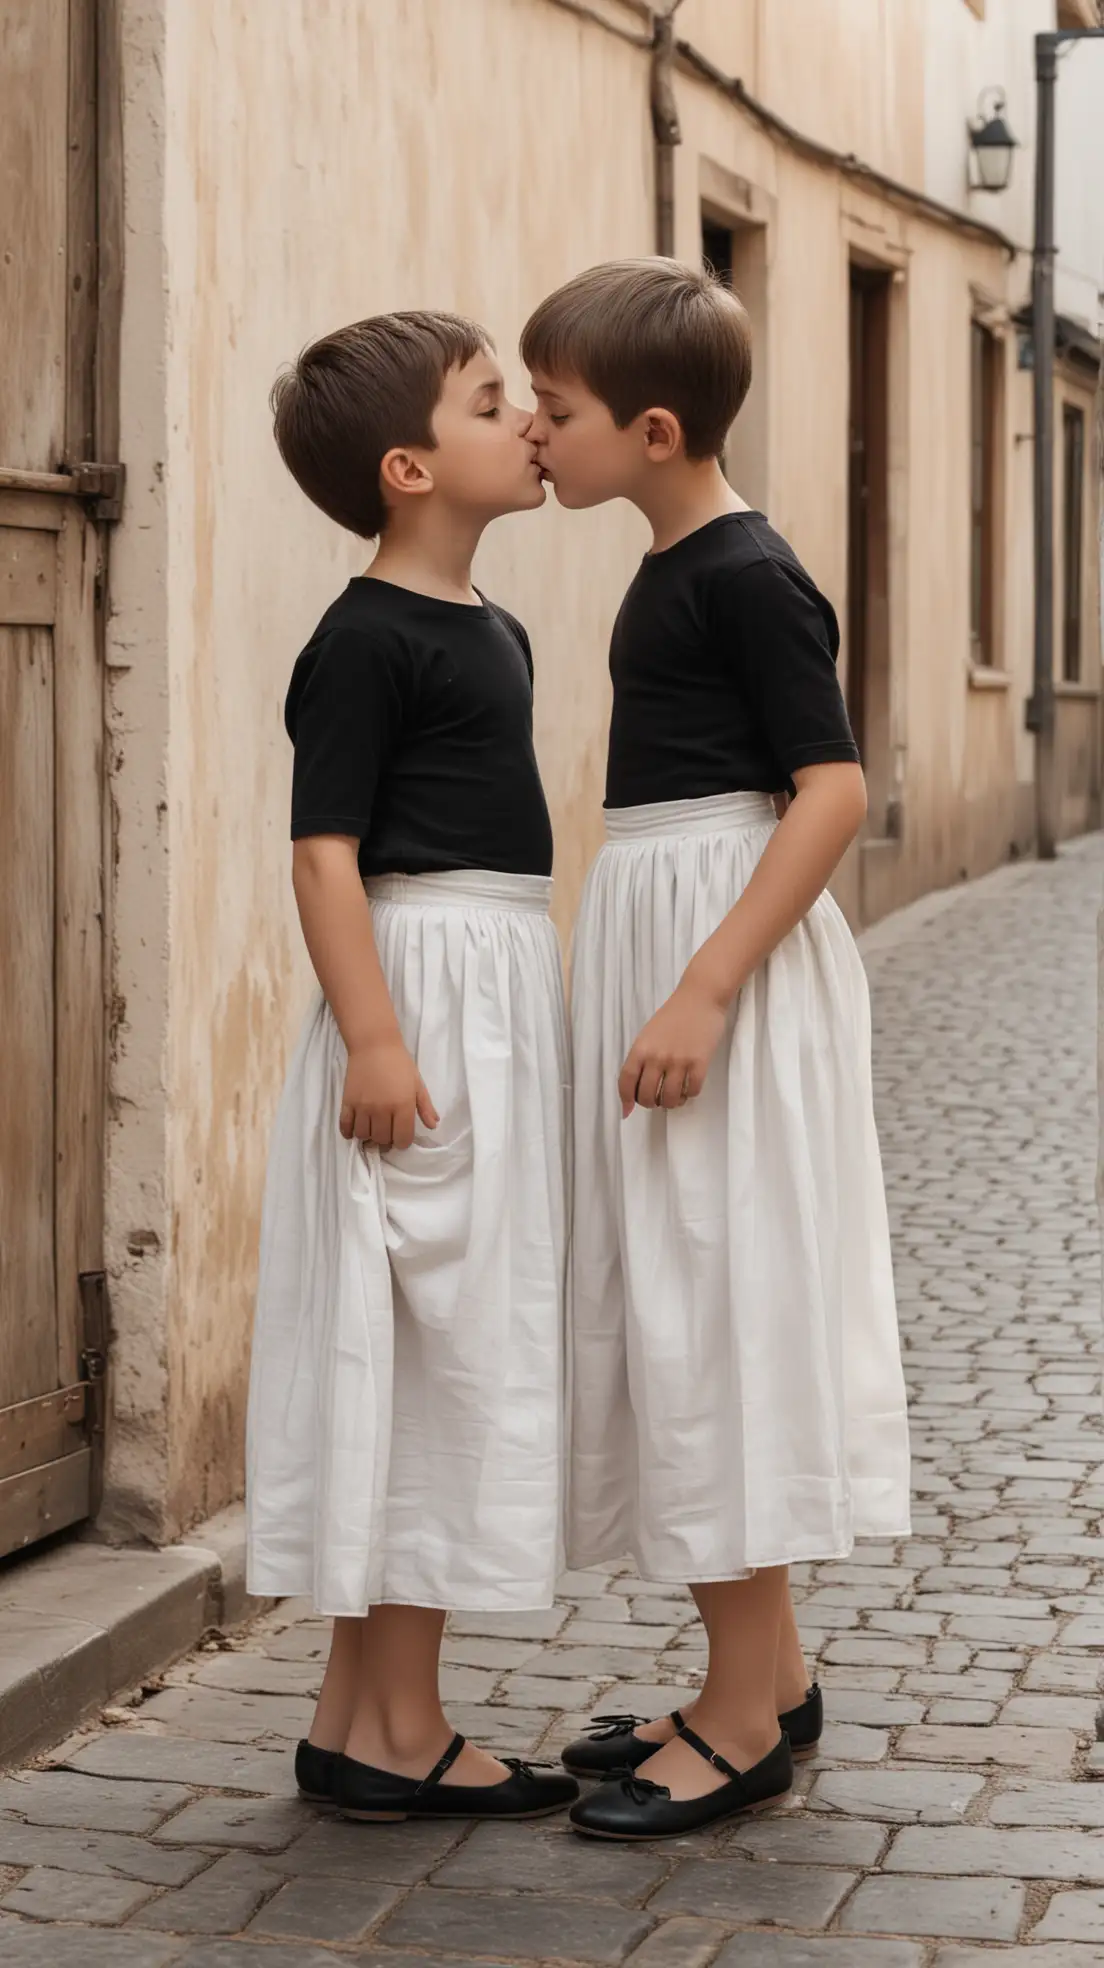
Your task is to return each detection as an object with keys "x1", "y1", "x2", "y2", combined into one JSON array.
[
  {"x1": 101, "y1": 0, "x2": 173, "y2": 1540},
  {"x1": 678, "y1": 0, "x2": 926, "y2": 185},
  {"x1": 153, "y1": 0, "x2": 654, "y2": 1532}
]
